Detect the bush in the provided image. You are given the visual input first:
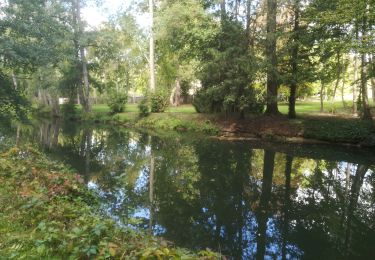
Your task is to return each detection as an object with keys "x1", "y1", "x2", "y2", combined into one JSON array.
[
  {"x1": 150, "y1": 92, "x2": 169, "y2": 113},
  {"x1": 138, "y1": 98, "x2": 150, "y2": 117},
  {"x1": 61, "y1": 102, "x2": 77, "y2": 120},
  {"x1": 107, "y1": 92, "x2": 127, "y2": 114}
]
